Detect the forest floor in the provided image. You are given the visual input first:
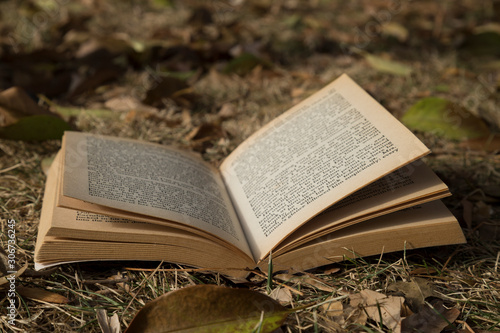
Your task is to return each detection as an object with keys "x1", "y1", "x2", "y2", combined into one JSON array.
[{"x1": 0, "y1": 0, "x2": 499, "y2": 332}]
